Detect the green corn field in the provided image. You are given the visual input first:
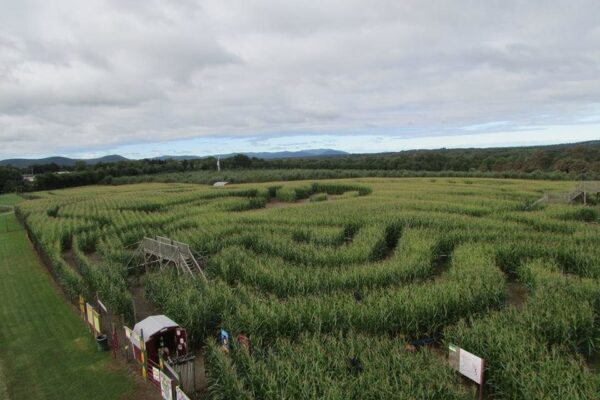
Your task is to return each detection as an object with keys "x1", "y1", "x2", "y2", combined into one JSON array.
[{"x1": 14, "y1": 178, "x2": 600, "y2": 399}]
